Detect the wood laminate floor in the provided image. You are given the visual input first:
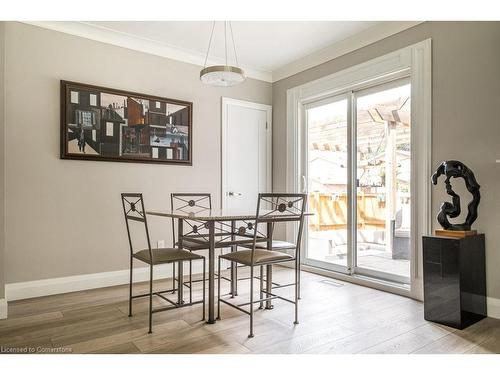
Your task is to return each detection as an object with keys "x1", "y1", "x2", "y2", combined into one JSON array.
[{"x1": 1, "y1": 268, "x2": 499, "y2": 354}]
